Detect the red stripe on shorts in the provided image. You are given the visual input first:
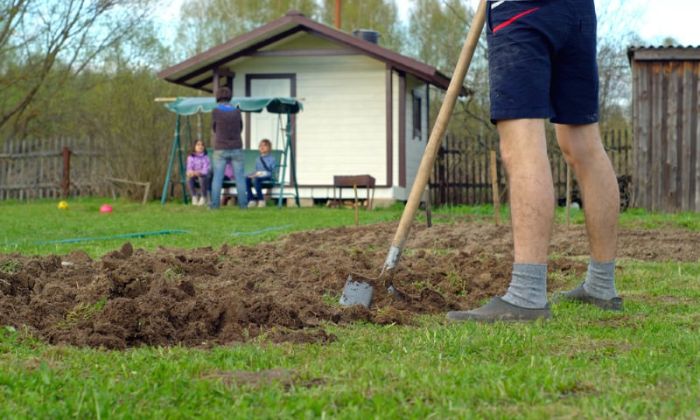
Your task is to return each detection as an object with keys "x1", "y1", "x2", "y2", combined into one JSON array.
[{"x1": 493, "y1": 7, "x2": 541, "y2": 34}]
